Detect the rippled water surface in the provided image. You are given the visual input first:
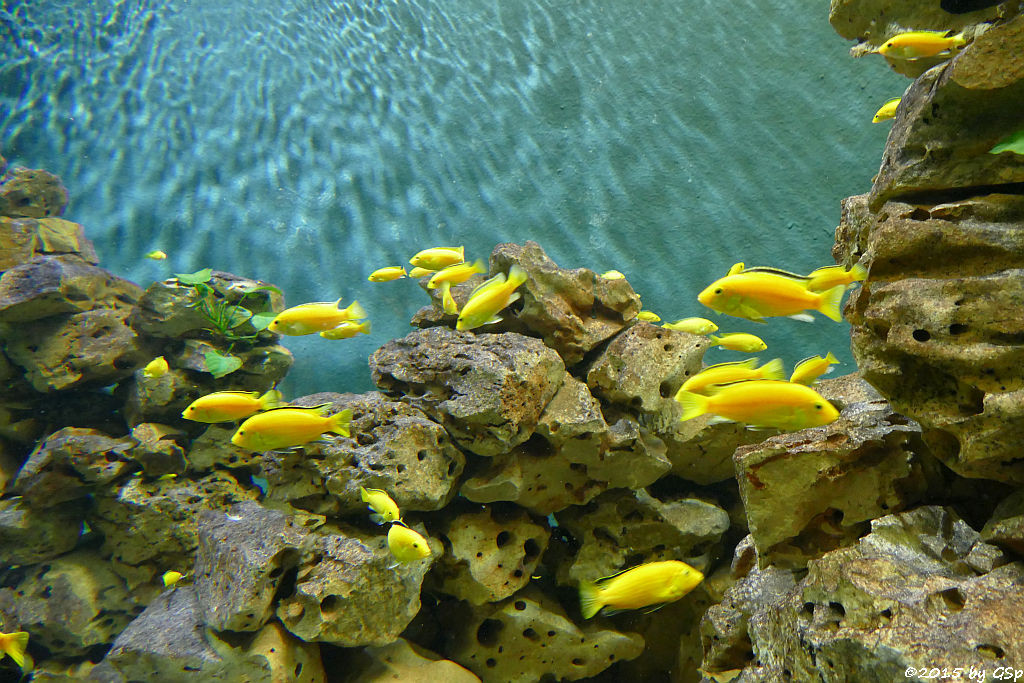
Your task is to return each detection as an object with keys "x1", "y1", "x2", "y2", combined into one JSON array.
[{"x1": 1, "y1": 0, "x2": 906, "y2": 393}]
